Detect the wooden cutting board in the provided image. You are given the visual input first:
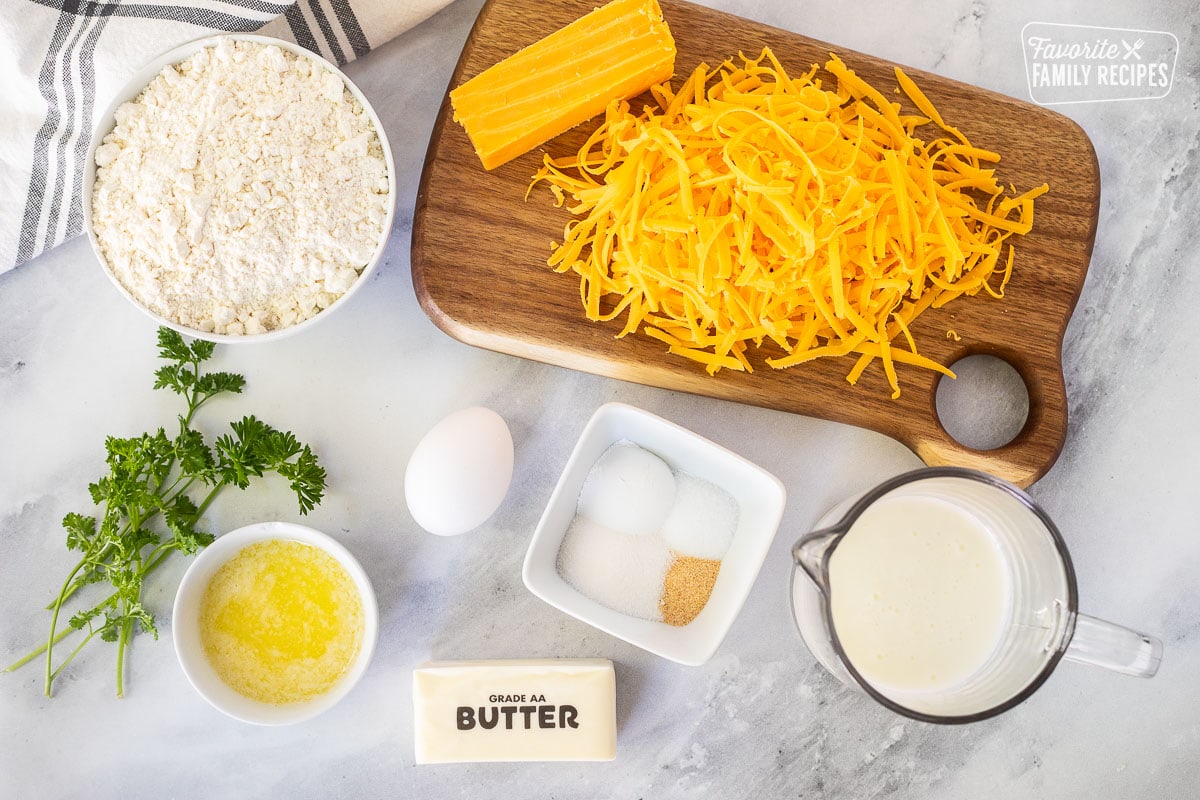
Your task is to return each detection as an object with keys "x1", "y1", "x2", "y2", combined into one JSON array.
[{"x1": 412, "y1": 0, "x2": 1099, "y2": 488}]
